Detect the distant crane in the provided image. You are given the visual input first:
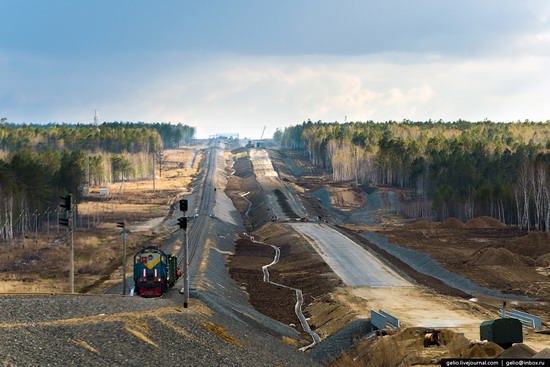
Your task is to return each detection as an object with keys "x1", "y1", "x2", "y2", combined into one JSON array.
[{"x1": 260, "y1": 125, "x2": 266, "y2": 140}]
